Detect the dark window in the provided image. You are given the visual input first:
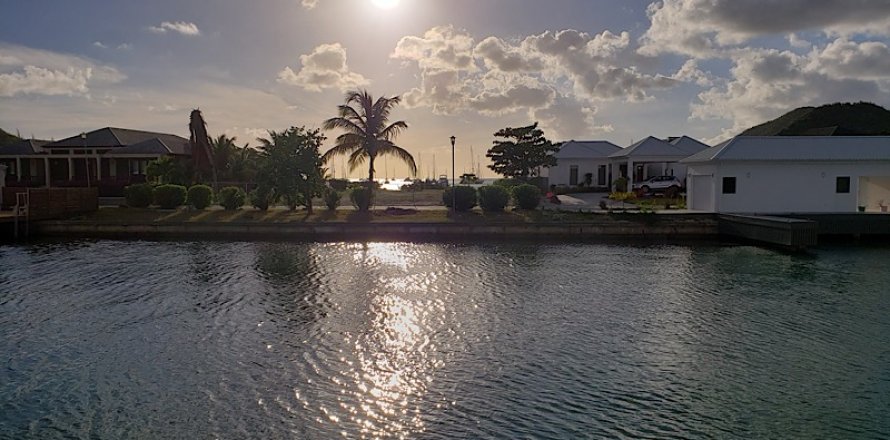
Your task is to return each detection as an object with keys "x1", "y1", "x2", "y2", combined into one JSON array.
[
  {"x1": 569, "y1": 165, "x2": 579, "y2": 186},
  {"x1": 836, "y1": 177, "x2": 851, "y2": 194},
  {"x1": 597, "y1": 165, "x2": 607, "y2": 186},
  {"x1": 722, "y1": 177, "x2": 737, "y2": 194}
]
